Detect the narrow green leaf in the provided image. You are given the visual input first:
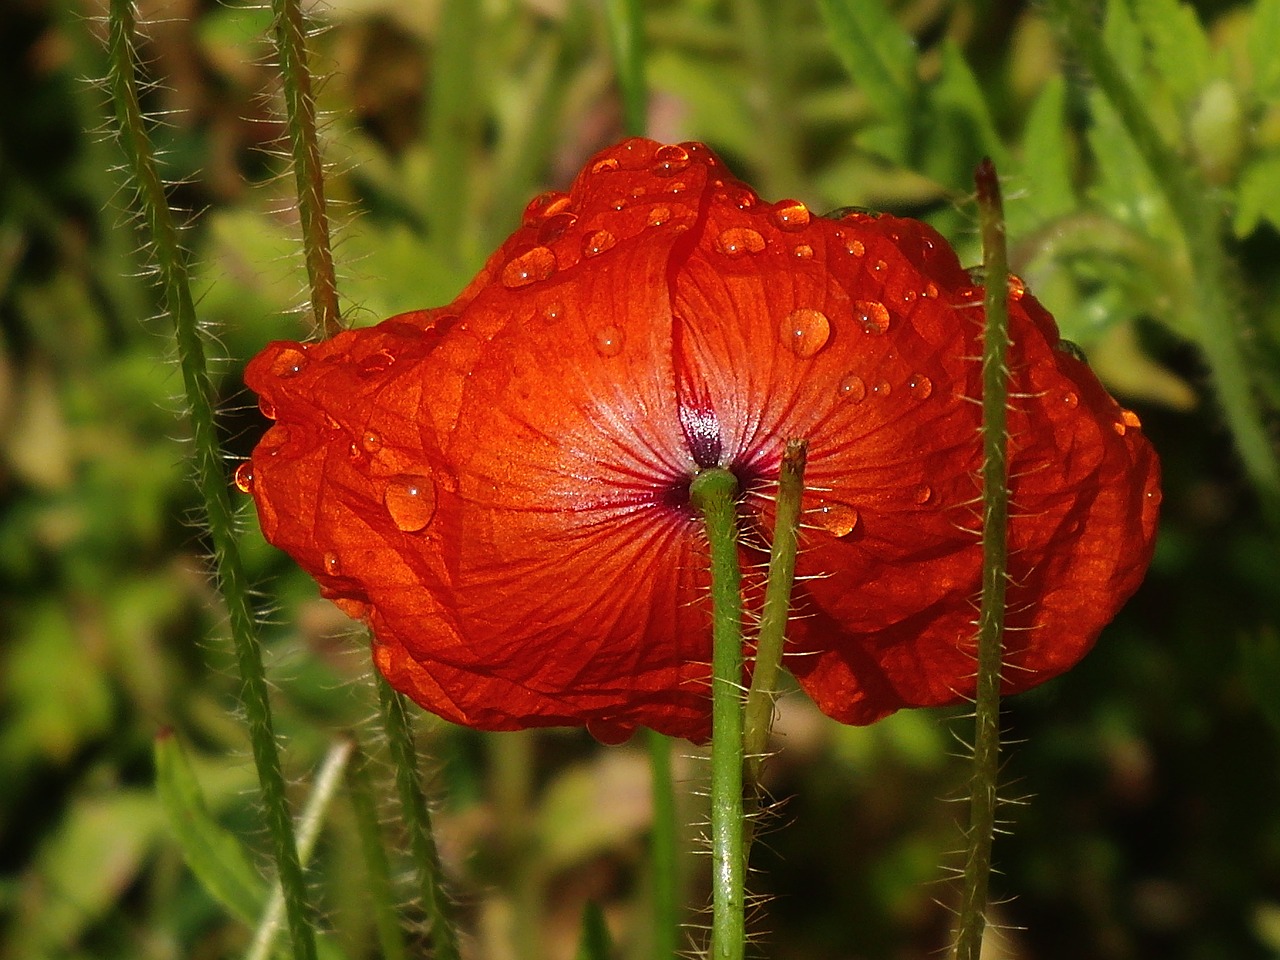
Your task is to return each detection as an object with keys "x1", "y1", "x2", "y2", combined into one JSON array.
[
  {"x1": 1130, "y1": 0, "x2": 1212, "y2": 112},
  {"x1": 1014, "y1": 75, "x2": 1076, "y2": 233},
  {"x1": 602, "y1": 0, "x2": 647, "y2": 137},
  {"x1": 154, "y1": 731, "x2": 268, "y2": 926},
  {"x1": 924, "y1": 40, "x2": 1009, "y2": 190},
  {"x1": 816, "y1": 0, "x2": 918, "y2": 163},
  {"x1": 574, "y1": 901, "x2": 613, "y2": 960},
  {"x1": 1250, "y1": 0, "x2": 1280, "y2": 99},
  {"x1": 1231, "y1": 153, "x2": 1280, "y2": 237}
]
